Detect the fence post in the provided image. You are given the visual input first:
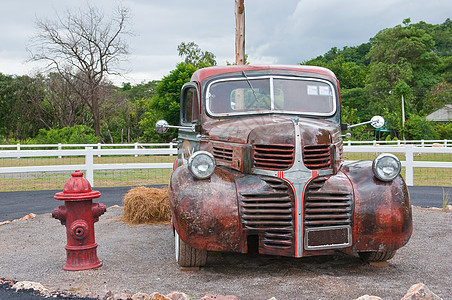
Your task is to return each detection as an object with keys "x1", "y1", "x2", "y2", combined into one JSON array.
[
  {"x1": 405, "y1": 145, "x2": 414, "y2": 186},
  {"x1": 85, "y1": 147, "x2": 94, "y2": 187},
  {"x1": 445, "y1": 139, "x2": 448, "y2": 147},
  {"x1": 16, "y1": 143, "x2": 20, "y2": 159},
  {"x1": 134, "y1": 142, "x2": 138, "y2": 157},
  {"x1": 421, "y1": 140, "x2": 424, "y2": 147},
  {"x1": 97, "y1": 143, "x2": 102, "y2": 158},
  {"x1": 169, "y1": 142, "x2": 174, "y2": 156},
  {"x1": 58, "y1": 143, "x2": 62, "y2": 158}
]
